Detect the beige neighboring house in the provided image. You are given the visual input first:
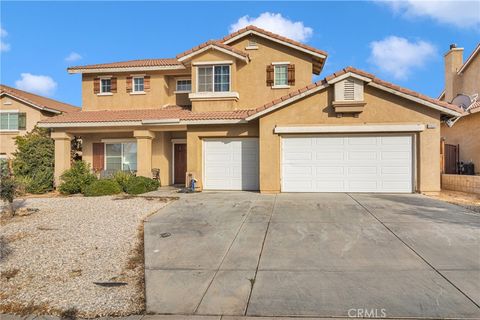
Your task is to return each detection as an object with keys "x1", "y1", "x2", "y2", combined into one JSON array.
[
  {"x1": 440, "y1": 43, "x2": 480, "y2": 174},
  {"x1": 39, "y1": 25, "x2": 462, "y2": 193},
  {"x1": 0, "y1": 85, "x2": 79, "y2": 159}
]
